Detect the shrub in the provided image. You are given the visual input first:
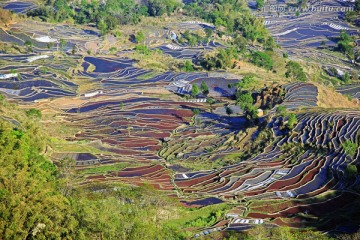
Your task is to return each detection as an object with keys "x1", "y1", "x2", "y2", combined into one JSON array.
[
  {"x1": 251, "y1": 51, "x2": 273, "y2": 71},
  {"x1": 200, "y1": 80, "x2": 209, "y2": 95},
  {"x1": 183, "y1": 60, "x2": 194, "y2": 72},
  {"x1": 26, "y1": 108, "x2": 42, "y2": 118},
  {"x1": 342, "y1": 140, "x2": 358, "y2": 157},
  {"x1": 135, "y1": 31, "x2": 145, "y2": 44},
  {"x1": 276, "y1": 106, "x2": 287, "y2": 117},
  {"x1": 192, "y1": 108, "x2": 200, "y2": 115},
  {"x1": 343, "y1": 72, "x2": 350, "y2": 83},
  {"x1": 287, "y1": 113, "x2": 297, "y2": 129},
  {"x1": 285, "y1": 61, "x2": 306, "y2": 81},
  {"x1": 256, "y1": 0, "x2": 265, "y2": 9},
  {"x1": 236, "y1": 92, "x2": 253, "y2": 109},
  {"x1": 191, "y1": 84, "x2": 199, "y2": 97},
  {"x1": 135, "y1": 45, "x2": 151, "y2": 55}
]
